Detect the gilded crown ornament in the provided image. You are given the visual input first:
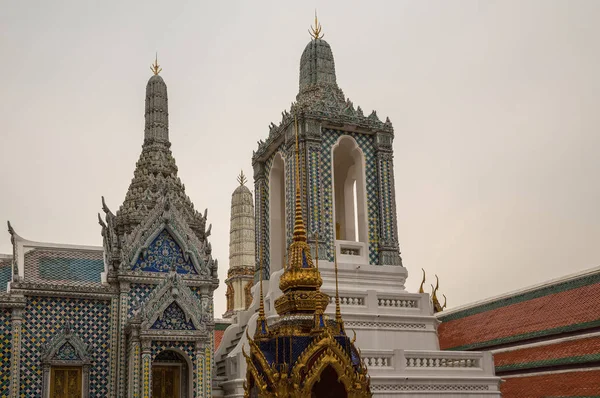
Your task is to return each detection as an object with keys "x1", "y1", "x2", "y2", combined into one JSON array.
[
  {"x1": 309, "y1": 10, "x2": 324, "y2": 40},
  {"x1": 150, "y1": 53, "x2": 162, "y2": 75}
]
